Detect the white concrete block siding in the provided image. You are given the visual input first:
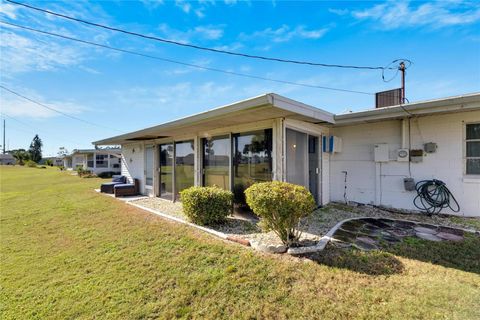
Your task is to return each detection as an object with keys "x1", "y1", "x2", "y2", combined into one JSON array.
[{"x1": 330, "y1": 111, "x2": 480, "y2": 217}]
